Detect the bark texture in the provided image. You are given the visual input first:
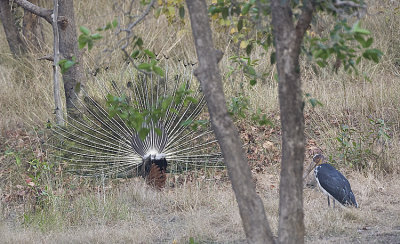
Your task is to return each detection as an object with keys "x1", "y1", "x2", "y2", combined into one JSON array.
[
  {"x1": 57, "y1": 0, "x2": 84, "y2": 119},
  {"x1": 15, "y1": 0, "x2": 84, "y2": 119},
  {"x1": 186, "y1": 0, "x2": 275, "y2": 243},
  {"x1": 23, "y1": 0, "x2": 45, "y2": 51},
  {"x1": 14, "y1": 0, "x2": 52, "y2": 23},
  {"x1": 270, "y1": 1, "x2": 315, "y2": 243},
  {"x1": 0, "y1": 0, "x2": 27, "y2": 56}
]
